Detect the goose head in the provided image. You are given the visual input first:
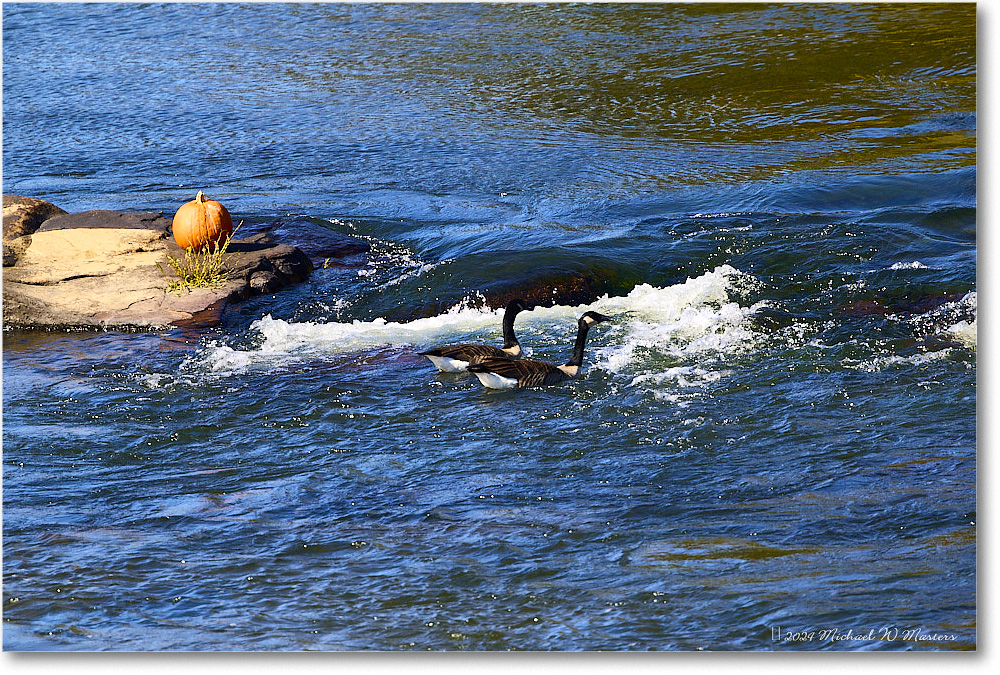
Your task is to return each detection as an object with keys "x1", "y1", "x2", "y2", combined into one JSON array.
[{"x1": 580, "y1": 311, "x2": 613, "y2": 326}]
